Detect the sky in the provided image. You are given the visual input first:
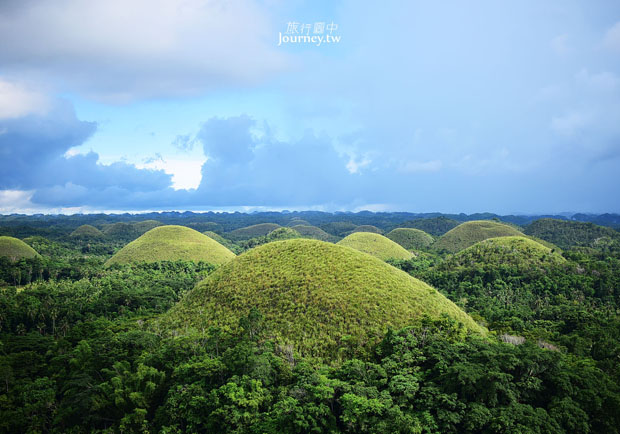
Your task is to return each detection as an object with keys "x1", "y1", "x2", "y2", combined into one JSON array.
[{"x1": 1, "y1": 0, "x2": 619, "y2": 215}]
